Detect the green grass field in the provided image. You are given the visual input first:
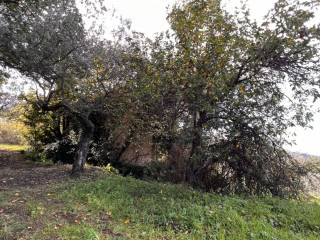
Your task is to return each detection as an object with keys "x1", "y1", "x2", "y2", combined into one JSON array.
[{"x1": 2, "y1": 173, "x2": 319, "y2": 239}]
